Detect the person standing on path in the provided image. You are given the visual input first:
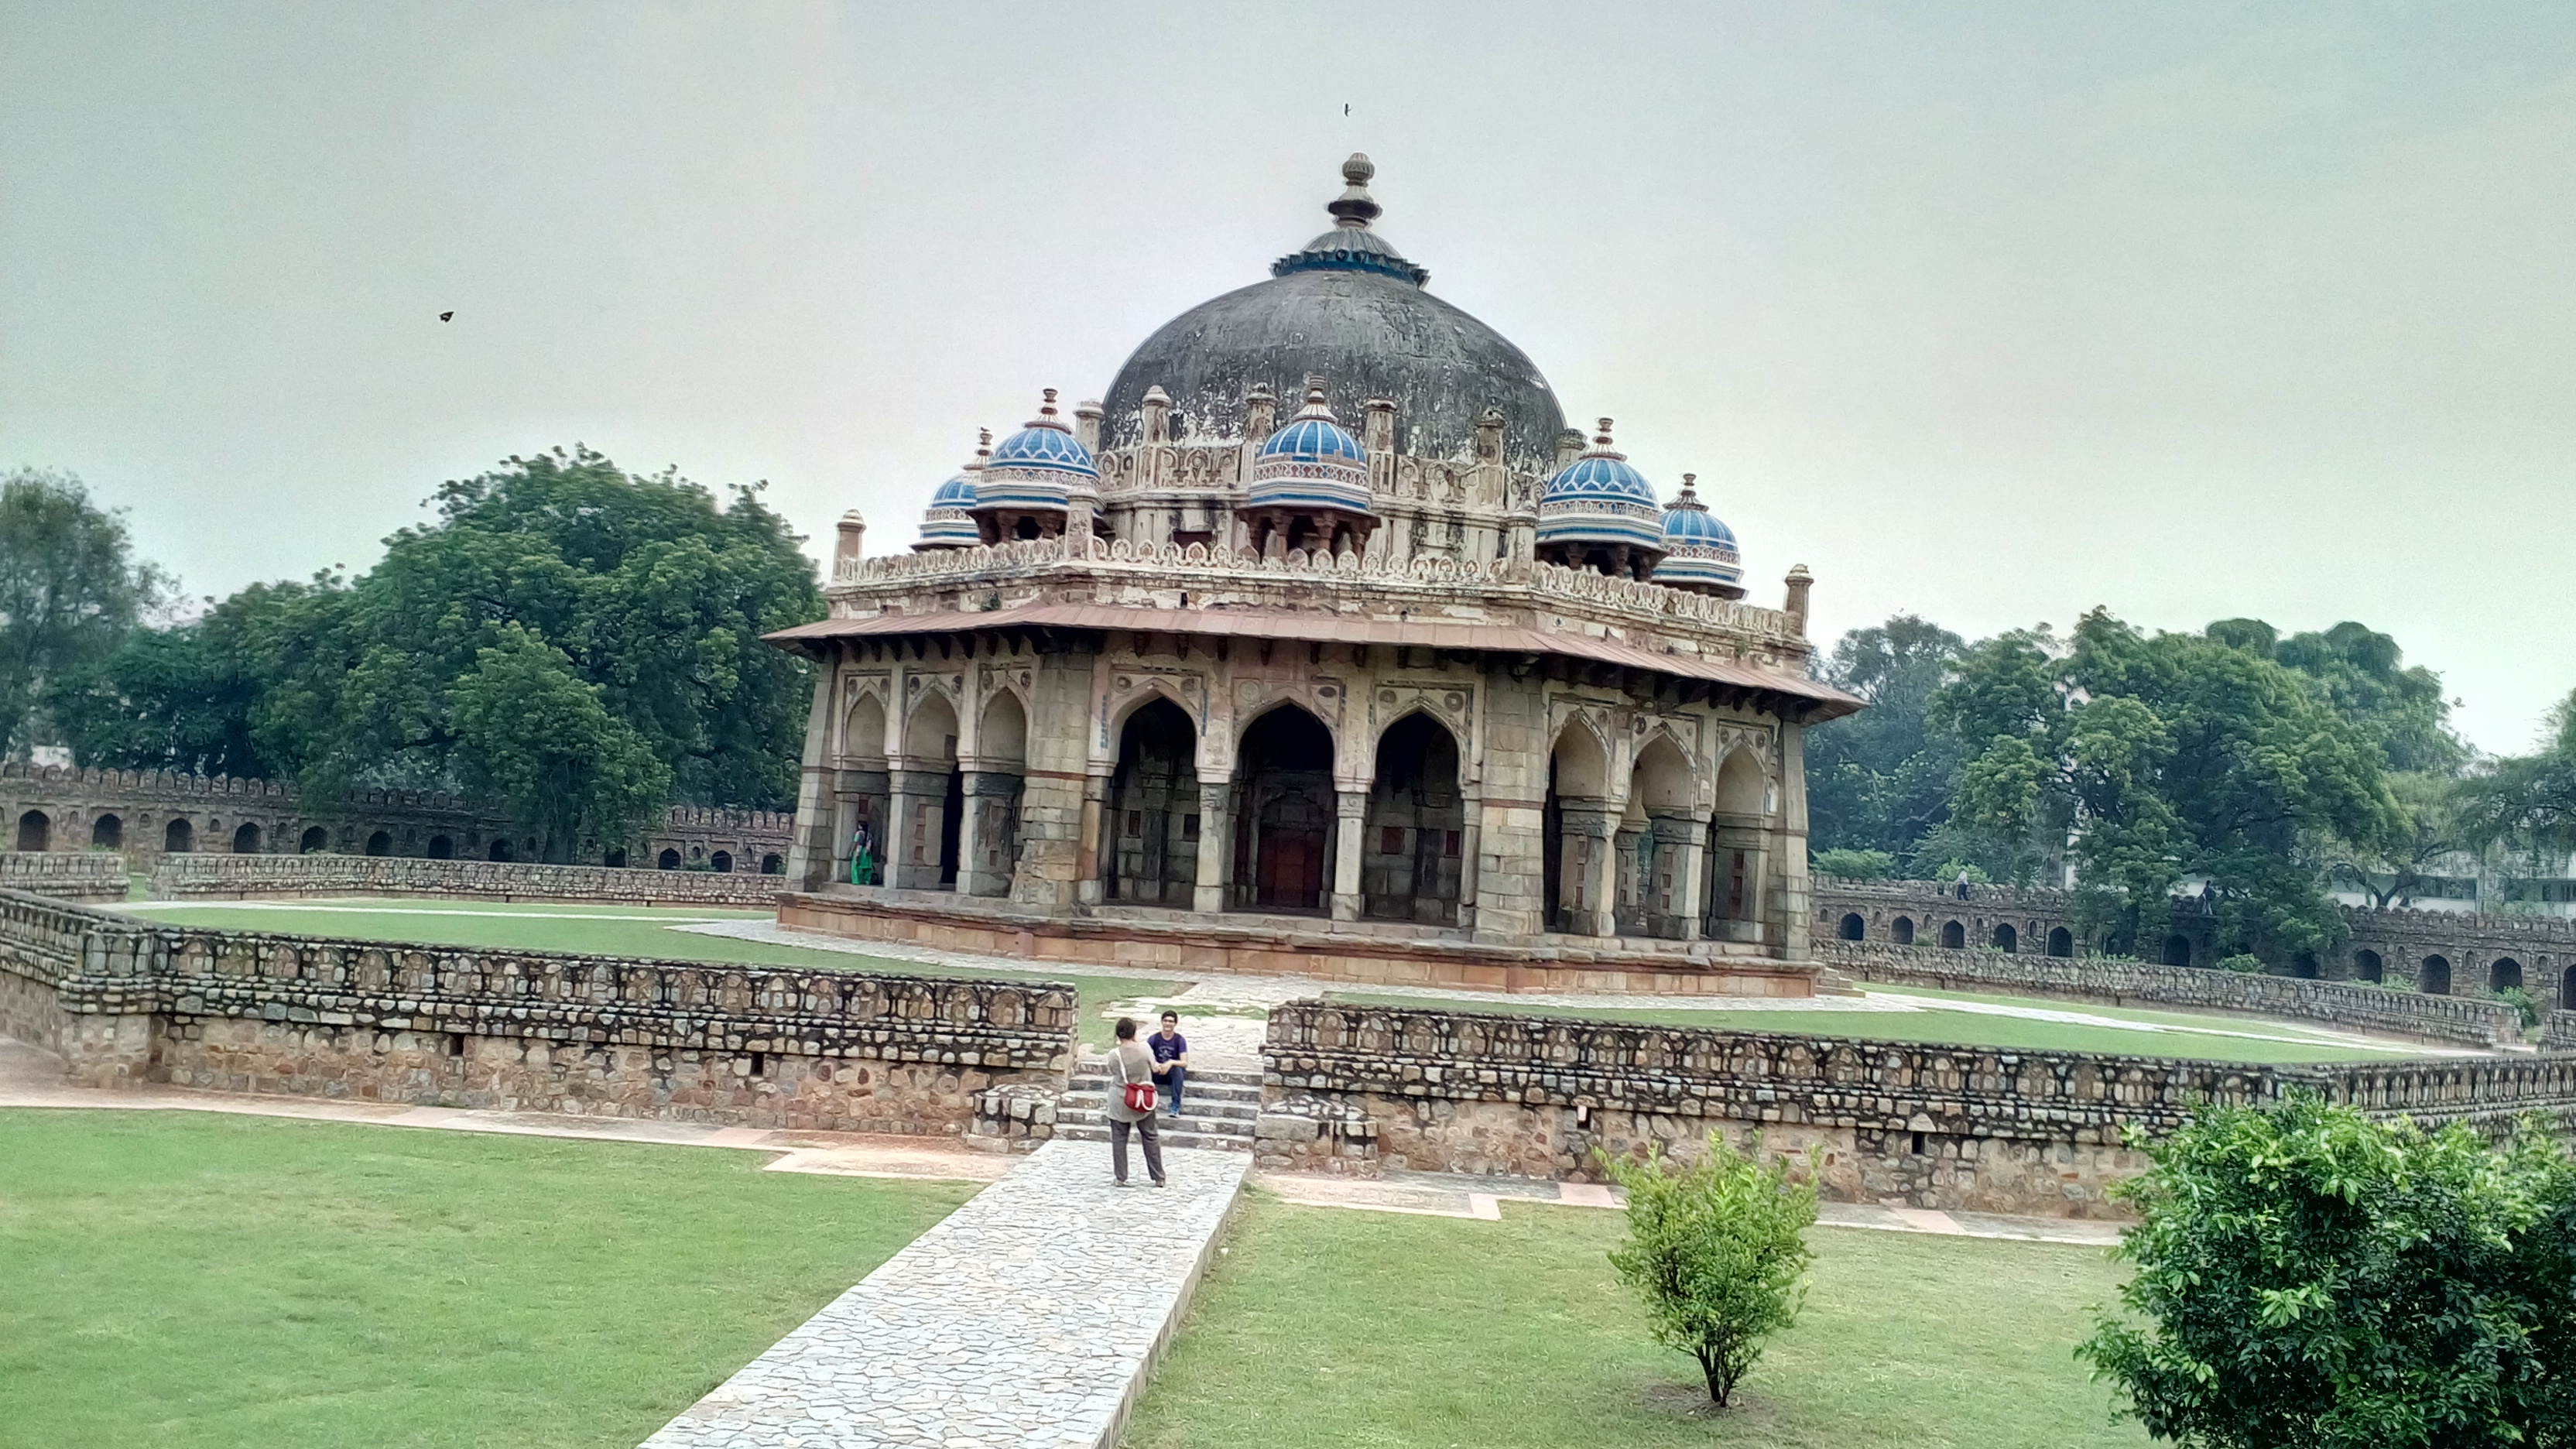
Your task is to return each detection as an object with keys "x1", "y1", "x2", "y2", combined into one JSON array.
[
  {"x1": 1149, "y1": 1011, "x2": 1190, "y2": 1120},
  {"x1": 1105, "y1": 1018, "x2": 1166, "y2": 1188}
]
